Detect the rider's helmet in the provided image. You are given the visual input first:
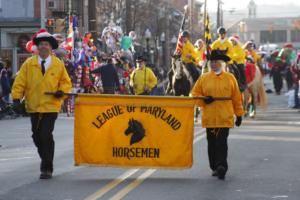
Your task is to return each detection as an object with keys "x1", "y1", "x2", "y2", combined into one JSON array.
[
  {"x1": 181, "y1": 30, "x2": 191, "y2": 38},
  {"x1": 217, "y1": 27, "x2": 227, "y2": 34}
]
